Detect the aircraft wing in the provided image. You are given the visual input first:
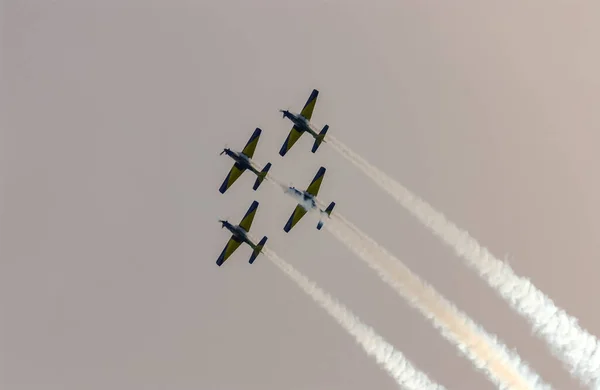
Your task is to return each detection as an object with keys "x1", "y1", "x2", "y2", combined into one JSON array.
[
  {"x1": 300, "y1": 89, "x2": 319, "y2": 121},
  {"x1": 283, "y1": 204, "x2": 308, "y2": 233},
  {"x1": 279, "y1": 126, "x2": 304, "y2": 156},
  {"x1": 216, "y1": 235, "x2": 243, "y2": 266},
  {"x1": 219, "y1": 162, "x2": 246, "y2": 194},
  {"x1": 238, "y1": 200, "x2": 259, "y2": 232},
  {"x1": 305, "y1": 166, "x2": 326, "y2": 197},
  {"x1": 241, "y1": 128, "x2": 262, "y2": 159}
]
